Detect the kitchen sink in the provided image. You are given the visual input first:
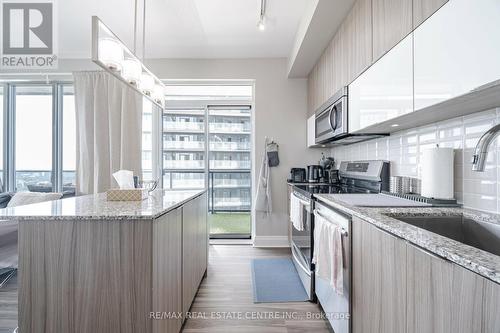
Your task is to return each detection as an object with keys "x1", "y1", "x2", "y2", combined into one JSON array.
[{"x1": 391, "y1": 215, "x2": 500, "y2": 257}]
